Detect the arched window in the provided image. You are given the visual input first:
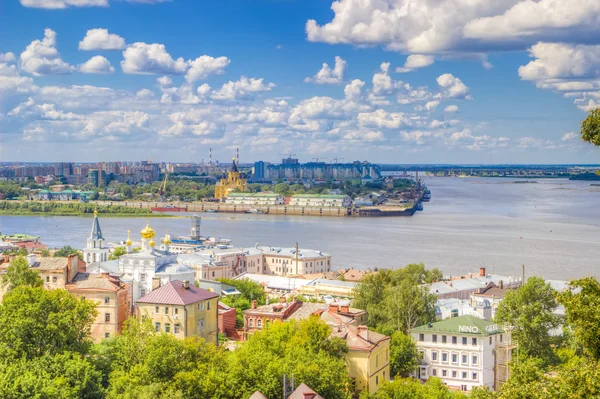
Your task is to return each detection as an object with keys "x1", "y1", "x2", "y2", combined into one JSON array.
[
  {"x1": 248, "y1": 319, "x2": 254, "y2": 328},
  {"x1": 257, "y1": 319, "x2": 263, "y2": 329}
]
